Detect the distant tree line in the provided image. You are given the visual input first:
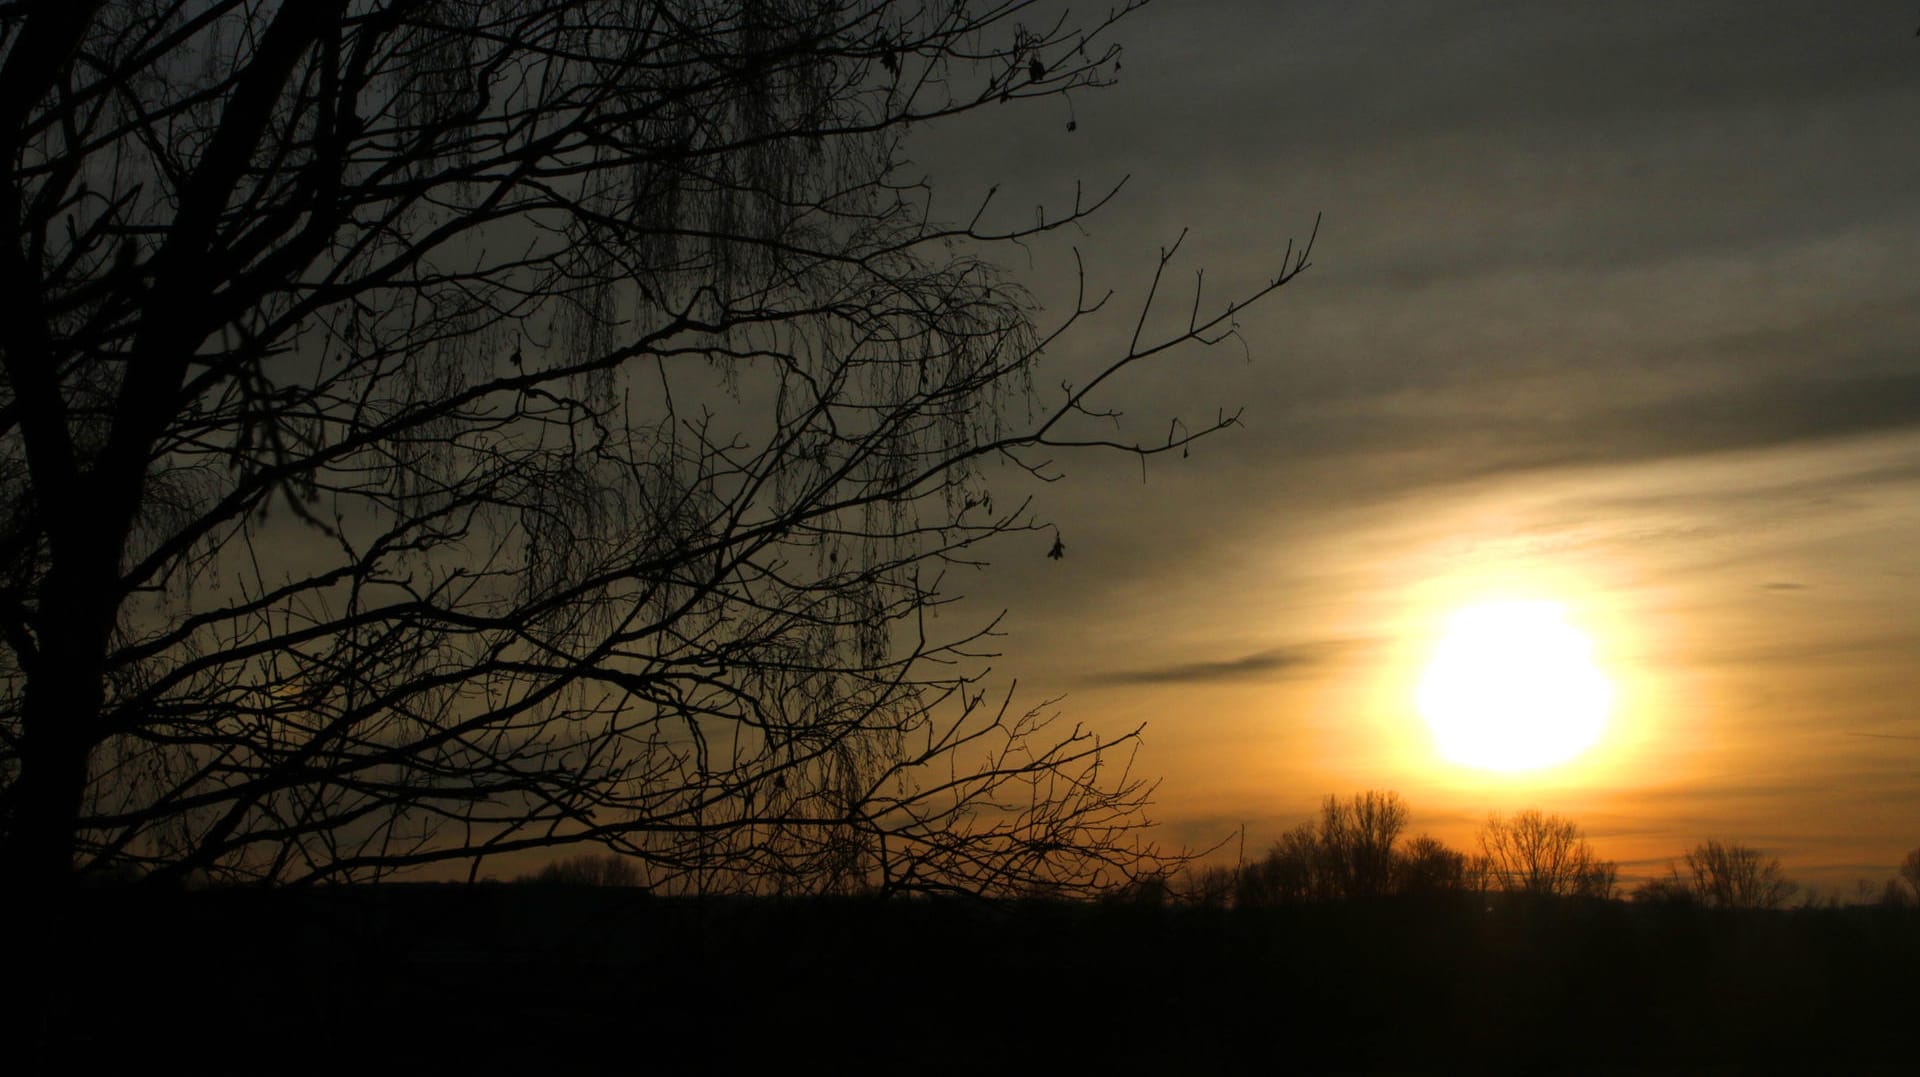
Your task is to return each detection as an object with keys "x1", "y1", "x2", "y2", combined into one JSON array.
[
  {"x1": 1162, "y1": 792, "x2": 1617, "y2": 908},
  {"x1": 515, "y1": 853, "x2": 644, "y2": 888},
  {"x1": 503, "y1": 799, "x2": 1920, "y2": 915},
  {"x1": 1123, "y1": 790, "x2": 1920, "y2": 914}
]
